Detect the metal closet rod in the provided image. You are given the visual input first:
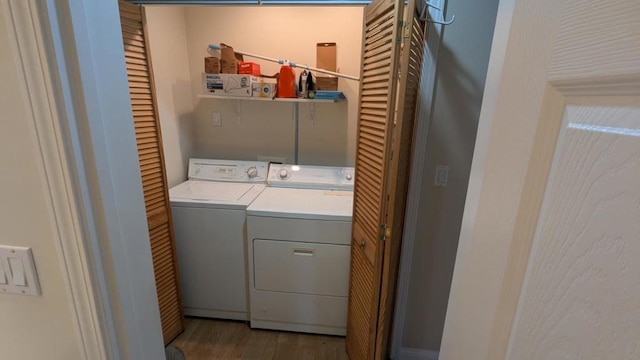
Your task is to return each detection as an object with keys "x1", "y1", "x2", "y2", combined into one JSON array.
[{"x1": 208, "y1": 44, "x2": 360, "y2": 81}]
